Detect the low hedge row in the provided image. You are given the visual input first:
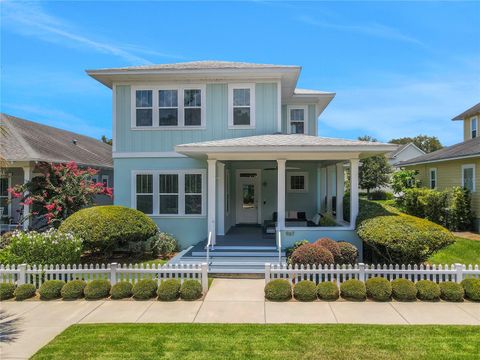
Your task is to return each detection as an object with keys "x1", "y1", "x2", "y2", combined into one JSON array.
[{"x1": 264, "y1": 278, "x2": 480, "y2": 302}]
